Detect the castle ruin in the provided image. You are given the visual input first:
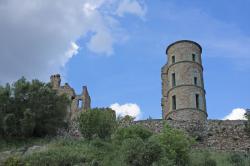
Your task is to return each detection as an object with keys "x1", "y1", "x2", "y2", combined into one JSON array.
[
  {"x1": 50, "y1": 40, "x2": 249, "y2": 152},
  {"x1": 50, "y1": 74, "x2": 91, "y2": 119}
]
